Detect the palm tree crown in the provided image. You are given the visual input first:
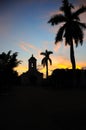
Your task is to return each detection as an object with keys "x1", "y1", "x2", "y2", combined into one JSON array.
[
  {"x1": 48, "y1": 0, "x2": 86, "y2": 69},
  {"x1": 40, "y1": 50, "x2": 53, "y2": 78}
]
